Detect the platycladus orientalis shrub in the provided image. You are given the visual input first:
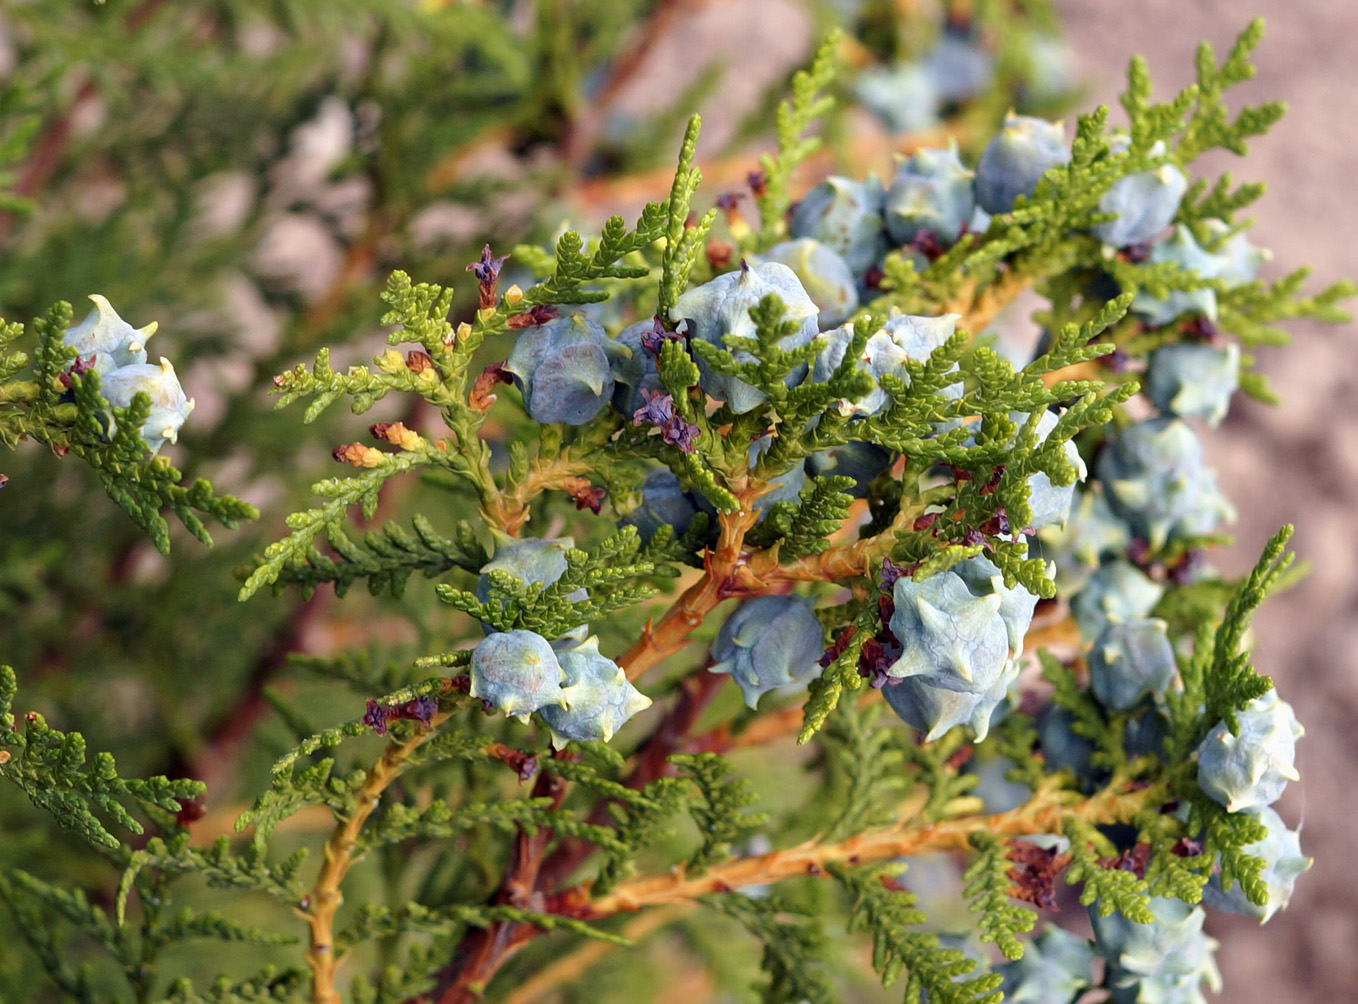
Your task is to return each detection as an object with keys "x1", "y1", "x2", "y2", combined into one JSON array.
[{"x1": 1, "y1": 10, "x2": 1352, "y2": 1004}]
